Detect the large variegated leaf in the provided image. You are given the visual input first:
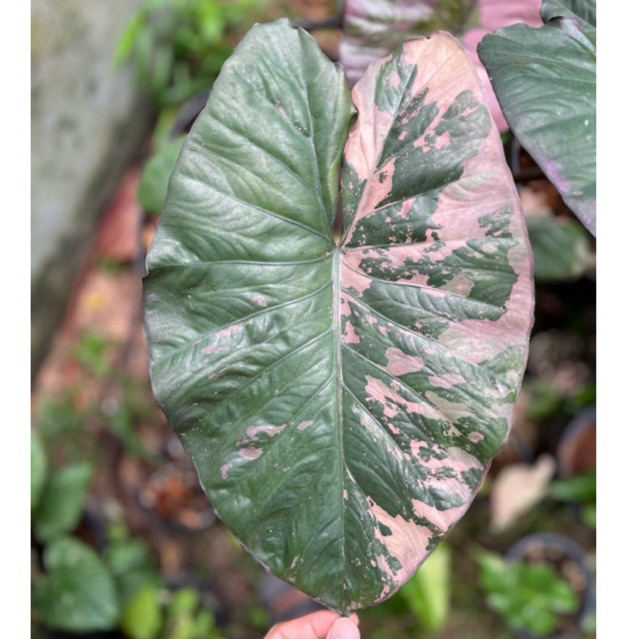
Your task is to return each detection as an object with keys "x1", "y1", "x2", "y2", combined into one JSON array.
[
  {"x1": 478, "y1": 0, "x2": 596, "y2": 234},
  {"x1": 144, "y1": 20, "x2": 534, "y2": 613}
]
